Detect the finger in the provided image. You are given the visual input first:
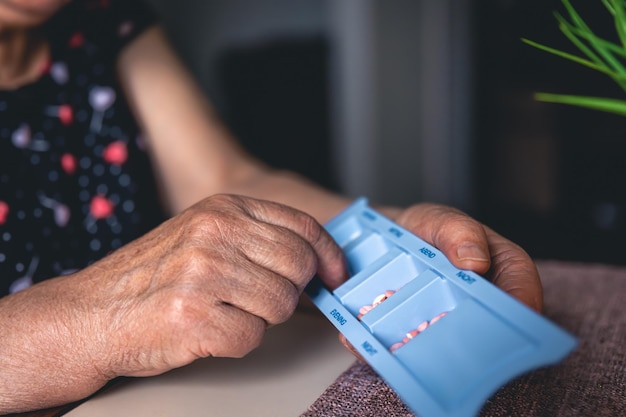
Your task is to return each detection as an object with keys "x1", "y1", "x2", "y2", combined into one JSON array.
[
  {"x1": 483, "y1": 226, "x2": 543, "y2": 313},
  {"x1": 395, "y1": 204, "x2": 491, "y2": 274},
  {"x1": 201, "y1": 303, "x2": 268, "y2": 358},
  {"x1": 235, "y1": 220, "x2": 322, "y2": 293},
  {"x1": 394, "y1": 204, "x2": 542, "y2": 311},
  {"x1": 338, "y1": 333, "x2": 366, "y2": 362},
  {"x1": 211, "y1": 257, "x2": 301, "y2": 326},
  {"x1": 239, "y1": 196, "x2": 348, "y2": 289},
  {"x1": 167, "y1": 240, "x2": 303, "y2": 326}
]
